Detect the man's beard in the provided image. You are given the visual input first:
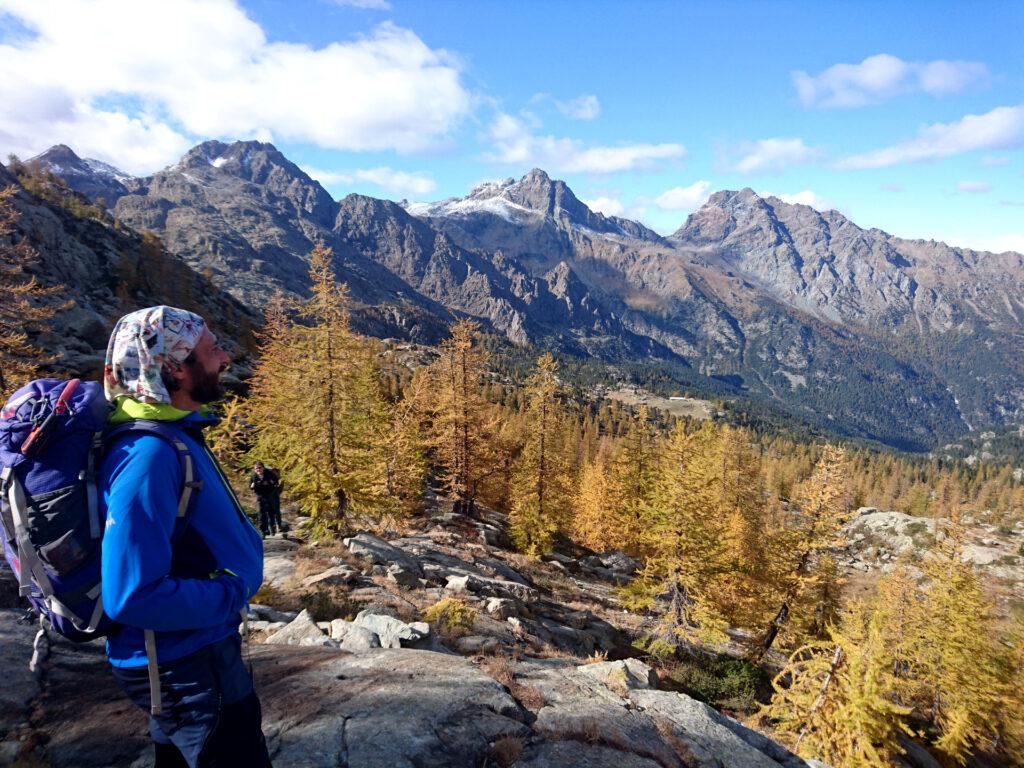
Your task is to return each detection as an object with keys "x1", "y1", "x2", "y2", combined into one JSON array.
[{"x1": 187, "y1": 362, "x2": 226, "y2": 404}]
